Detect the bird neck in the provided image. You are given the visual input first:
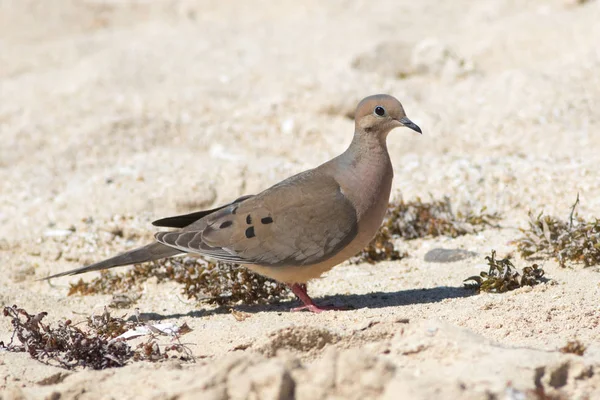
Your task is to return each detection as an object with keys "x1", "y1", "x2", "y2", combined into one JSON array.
[
  {"x1": 346, "y1": 130, "x2": 390, "y2": 163},
  {"x1": 331, "y1": 130, "x2": 393, "y2": 221}
]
